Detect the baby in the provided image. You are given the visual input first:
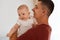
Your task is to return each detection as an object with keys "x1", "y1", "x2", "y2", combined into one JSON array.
[{"x1": 7, "y1": 4, "x2": 38, "y2": 37}]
